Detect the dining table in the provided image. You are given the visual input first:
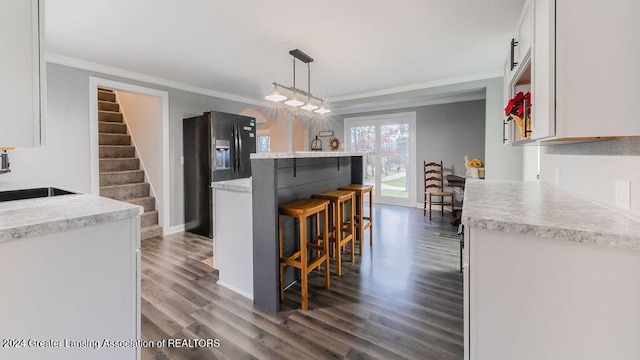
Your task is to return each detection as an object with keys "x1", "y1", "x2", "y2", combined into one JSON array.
[{"x1": 446, "y1": 175, "x2": 466, "y2": 226}]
